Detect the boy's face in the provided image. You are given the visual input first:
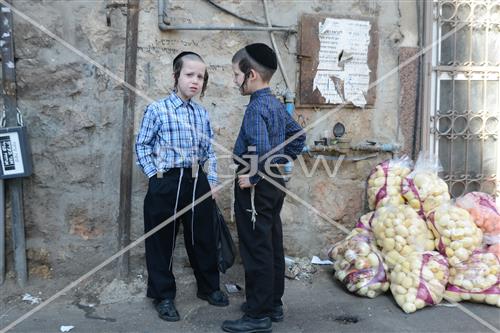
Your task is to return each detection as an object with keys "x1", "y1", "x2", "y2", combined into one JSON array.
[
  {"x1": 175, "y1": 59, "x2": 206, "y2": 100},
  {"x1": 232, "y1": 63, "x2": 250, "y2": 95}
]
